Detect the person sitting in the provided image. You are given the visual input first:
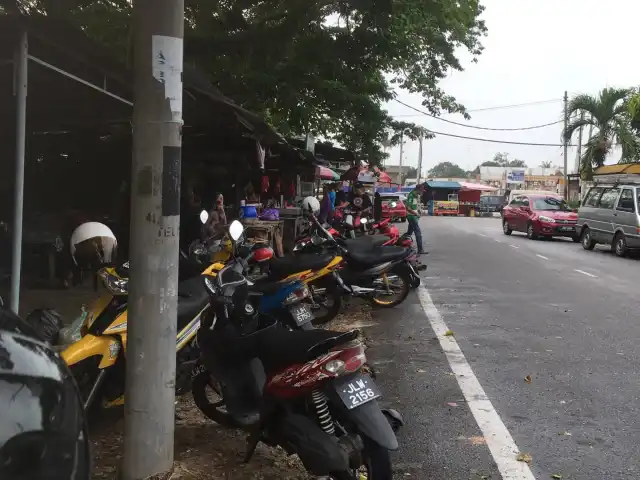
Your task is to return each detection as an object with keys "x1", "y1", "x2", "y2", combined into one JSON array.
[{"x1": 204, "y1": 193, "x2": 227, "y2": 238}]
